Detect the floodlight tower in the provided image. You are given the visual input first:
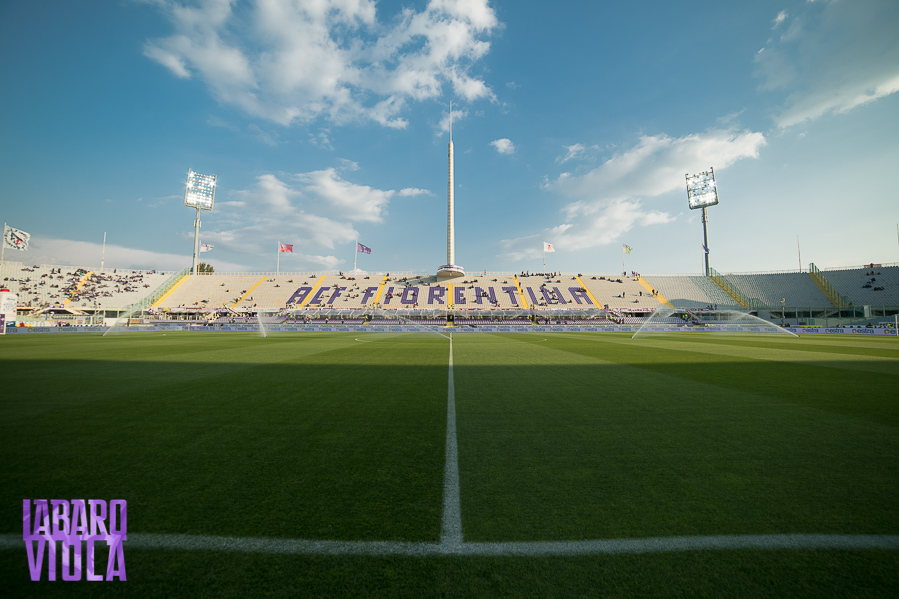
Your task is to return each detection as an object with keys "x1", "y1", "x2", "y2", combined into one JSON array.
[
  {"x1": 184, "y1": 169, "x2": 216, "y2": 275},
  {"x1": 686, "y1": 167, "x2": 719, "y2": 277},
  {"x1": 437, "y1": 101, "x2": 464, "y2": 279}
]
